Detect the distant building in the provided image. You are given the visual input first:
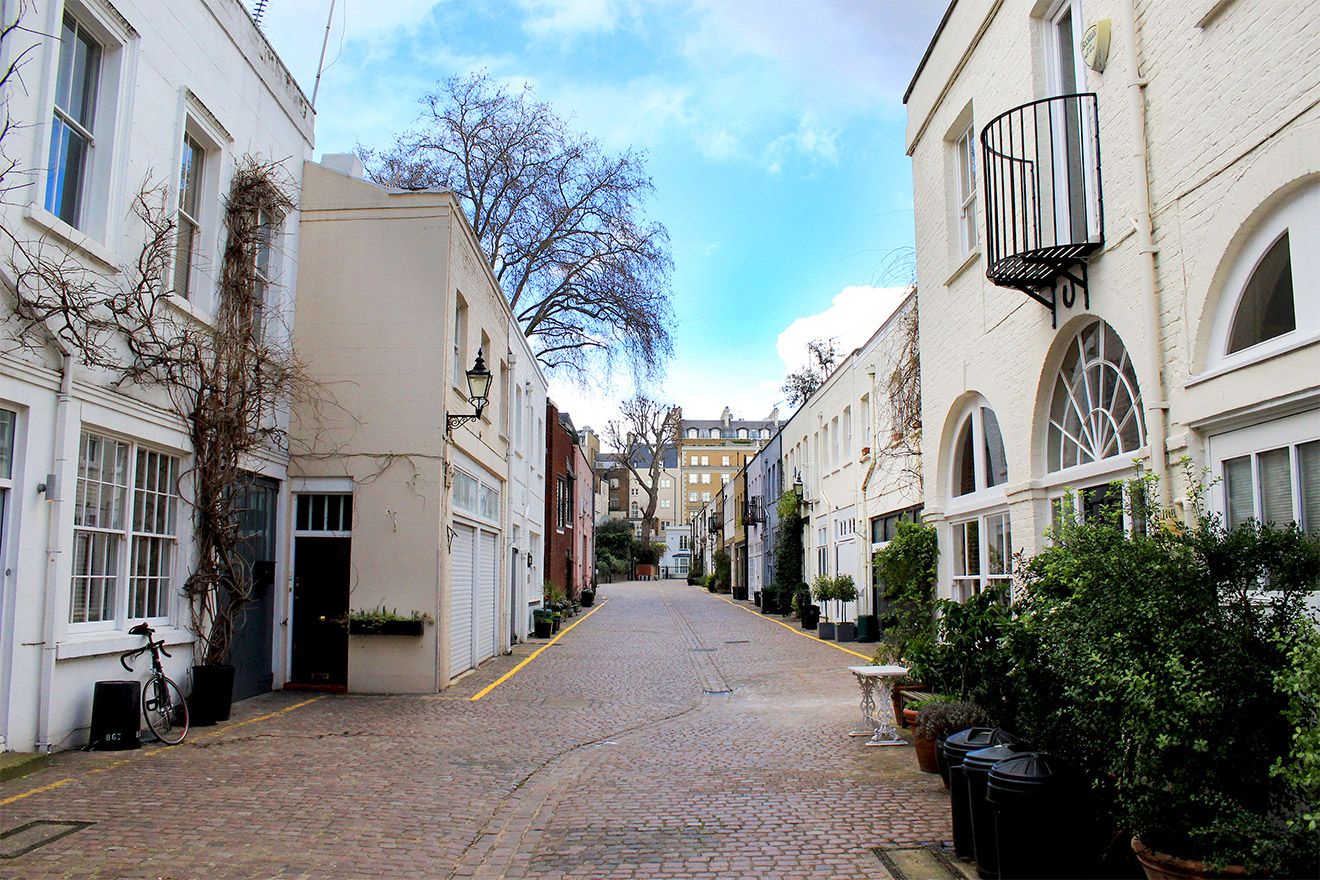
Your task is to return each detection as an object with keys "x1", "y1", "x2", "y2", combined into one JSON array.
[
  {"x1": 679, "y1": 407, "x2": 778, "y2": 523},
  {"x1": 545, "y1": 403, "x2": 594, "y2": 599}
]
